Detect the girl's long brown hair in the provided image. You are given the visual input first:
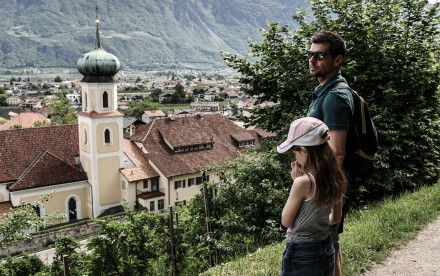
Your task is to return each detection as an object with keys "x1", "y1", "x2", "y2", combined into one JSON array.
[{"x1": 304, "y1": 143, "x2": 347, "y2": 208}]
